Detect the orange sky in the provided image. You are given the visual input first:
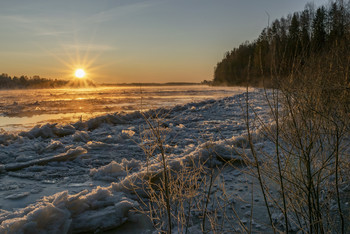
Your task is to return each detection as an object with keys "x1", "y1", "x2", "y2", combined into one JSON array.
[{"x1": 0, "y1": 0, "x2": 327, "y2": 83}]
